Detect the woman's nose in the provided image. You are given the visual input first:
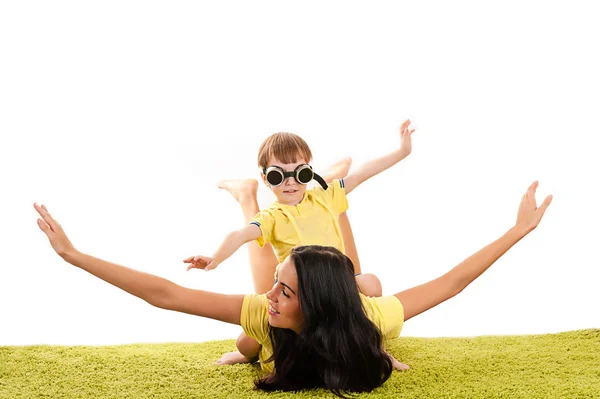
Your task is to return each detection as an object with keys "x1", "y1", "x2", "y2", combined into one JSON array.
[{"x1": 266, "y1": 285, "x2": 277, "y2": 301}]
